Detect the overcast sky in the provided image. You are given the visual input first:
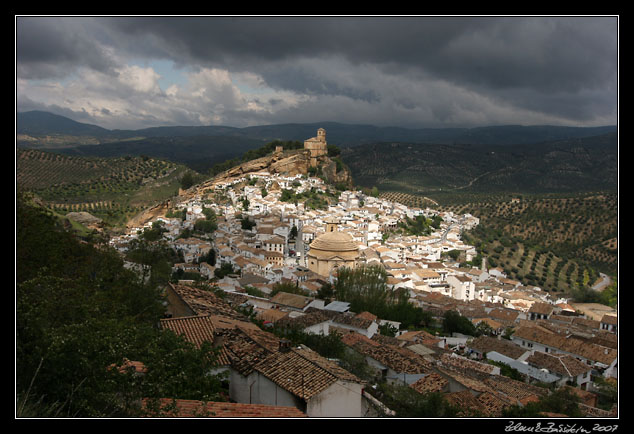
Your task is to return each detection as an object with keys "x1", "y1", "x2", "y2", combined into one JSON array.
[{"x1": 15, "y1": 16, "x2": 618, "y2": 131}]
